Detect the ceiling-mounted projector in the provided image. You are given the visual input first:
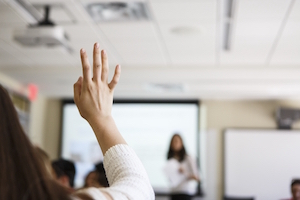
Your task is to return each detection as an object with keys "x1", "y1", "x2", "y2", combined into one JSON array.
[
  {"x1": 14, "y1": 26, "x2": 68, "y2": 47},
  {"x1": 13, "y1": 5, "x2": 73, "y2": 53}
]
